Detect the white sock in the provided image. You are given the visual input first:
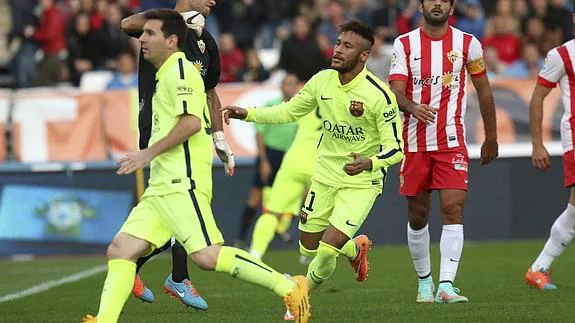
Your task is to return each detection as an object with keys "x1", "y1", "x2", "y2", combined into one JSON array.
[
  {"x1": 439, "y1": 224, "x2": 464, "y2": 283},
  {"x1": 532, "y1": 203, "x2": 575, "y2": 271},
  {"x1": 407, "y1": 223, "x2": 431, "y2": 278},
  {"x1": 249, "y1": 250, "x2": 262, "y2": 260}
]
